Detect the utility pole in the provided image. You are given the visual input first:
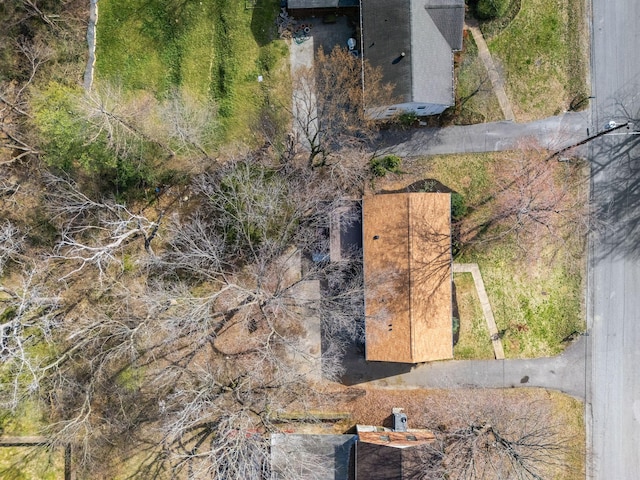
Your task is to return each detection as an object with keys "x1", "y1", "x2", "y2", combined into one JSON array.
[{"x1": 547, "y1": 121, "x2": 635, "y2": 161}]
